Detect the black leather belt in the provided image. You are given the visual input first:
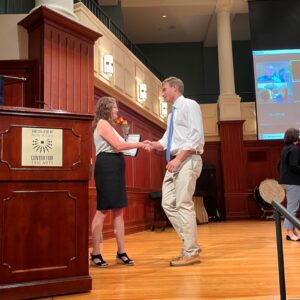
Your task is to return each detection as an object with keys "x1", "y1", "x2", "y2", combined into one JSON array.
[
  {"x1": 189, "y1": 150, "x2": 201, "y2": 155},
  {"x1": 170, "y1": 150, "x2": 201, "y2": 160}
]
